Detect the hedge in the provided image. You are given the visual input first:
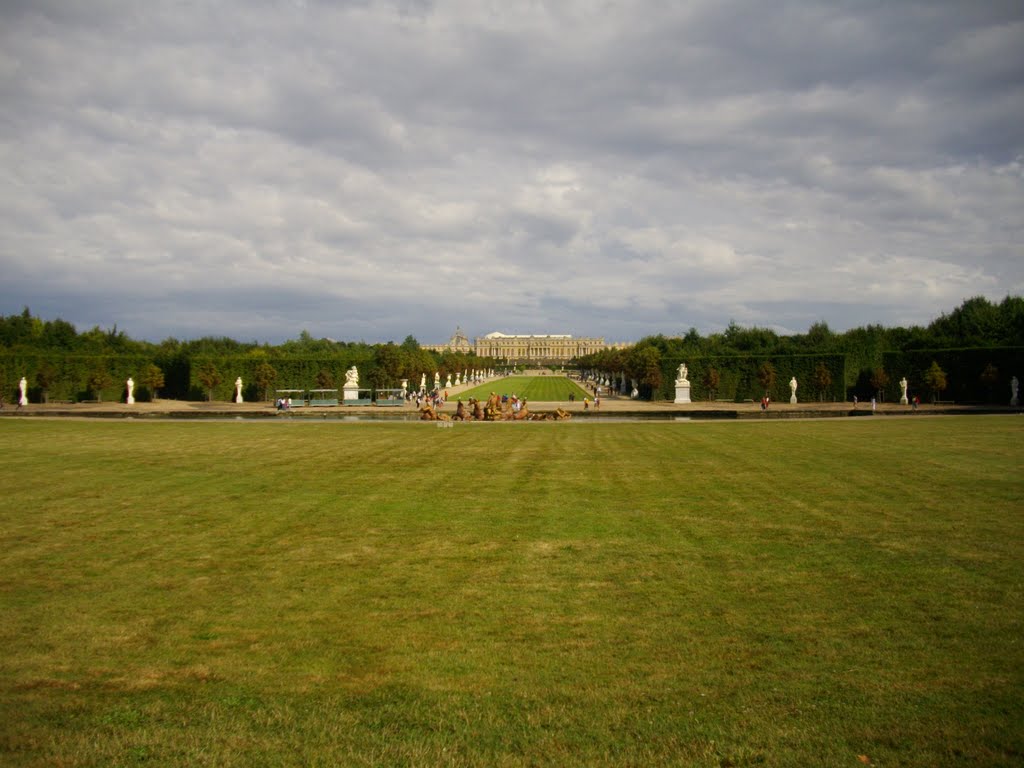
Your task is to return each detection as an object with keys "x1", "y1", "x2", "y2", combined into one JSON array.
[
  {"x1": 881, "y1": 347, "x2": 1024, "y2": 404},
  {"x1": 0, "y1": 353, "x2": 154, "y2": 403},
  {"x1": 660, "y1": 354, "x2": 848, "y2": 403}
]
